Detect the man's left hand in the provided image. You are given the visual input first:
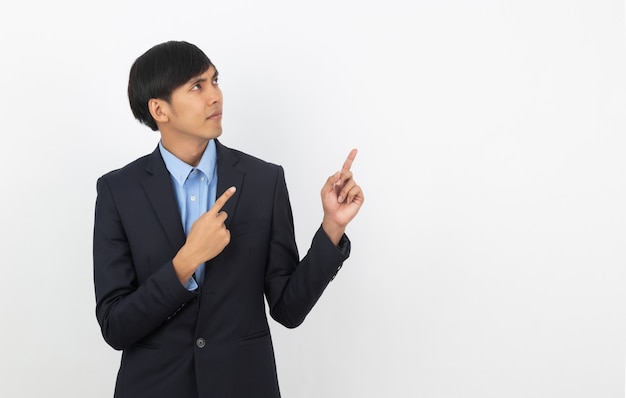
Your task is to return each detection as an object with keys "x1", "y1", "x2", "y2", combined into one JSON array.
[{"x1": 321, "y1": 148, "x2": 364, "y2": 245}]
